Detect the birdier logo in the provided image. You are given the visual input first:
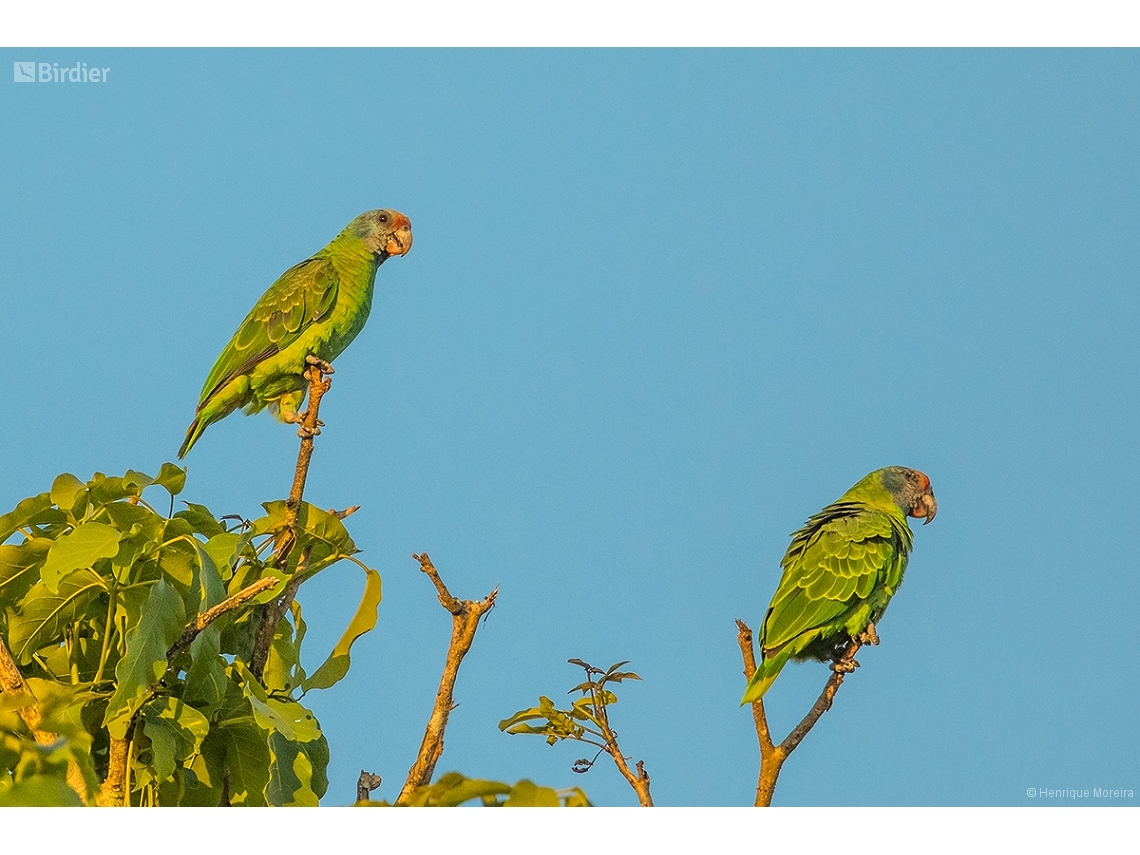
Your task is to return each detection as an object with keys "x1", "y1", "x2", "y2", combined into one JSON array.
[{"x1": 13, "y1": 61, "x2": 110, "y2": 83}]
